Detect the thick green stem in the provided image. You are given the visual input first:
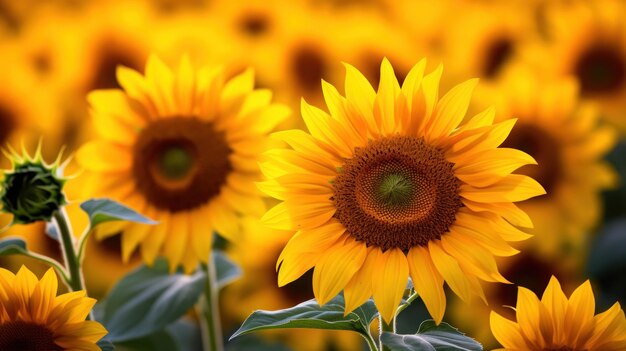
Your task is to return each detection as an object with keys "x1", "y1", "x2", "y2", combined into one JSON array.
[
  {"x1": 379, "y1": 315, "x2": 395, "y2": 351},
  {"x1": 199, "y1": 260, "x2": 224, "y2": 351},
  {"x1": 53, "y1": 209, "x2": 85, "y2": 292}
]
